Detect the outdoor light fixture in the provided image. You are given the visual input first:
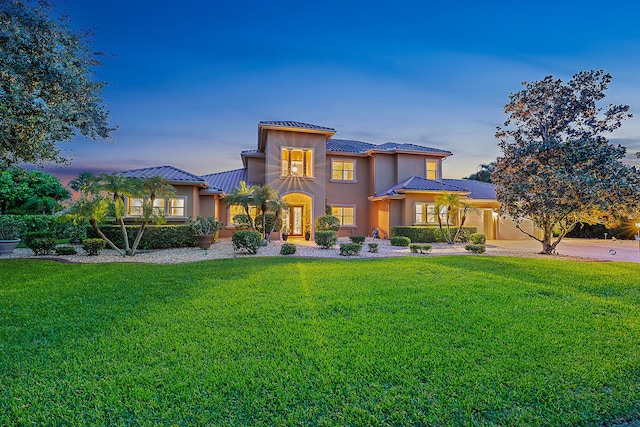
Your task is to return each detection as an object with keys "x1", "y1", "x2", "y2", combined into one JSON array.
[{"x1": 291, "y1": 165, "x2": 298, "y2": 174}]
